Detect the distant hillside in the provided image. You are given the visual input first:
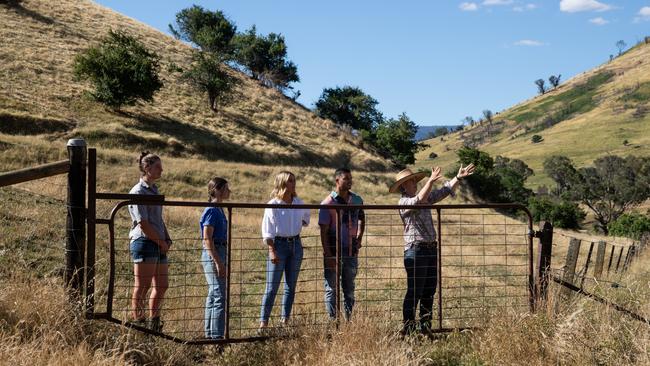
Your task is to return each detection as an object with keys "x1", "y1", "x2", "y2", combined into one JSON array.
[
  {"x1": 415, "y1": 40, "x2": 650, "y2": 189},
  {"x1": 0, "y1": 0, "x2": 391, "y2": 171},
  {"x1": 415, "y1": 125, "x2": 459, "y2": 141}
]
